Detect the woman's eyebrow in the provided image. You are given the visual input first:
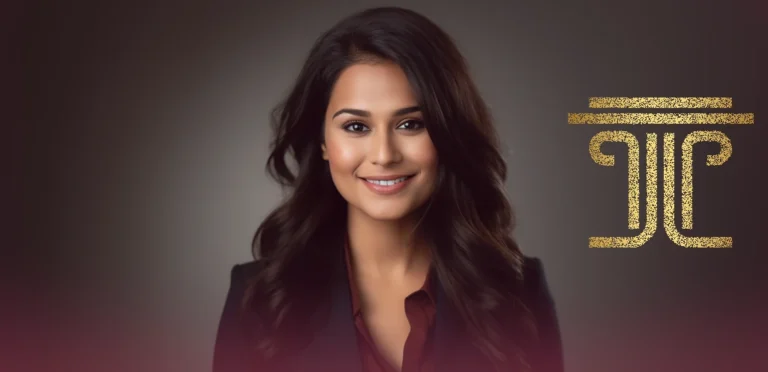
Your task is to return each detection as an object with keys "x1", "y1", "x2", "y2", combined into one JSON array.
[{"x1": 331, "y1": 105, "x2": 421, "y2": 119}]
